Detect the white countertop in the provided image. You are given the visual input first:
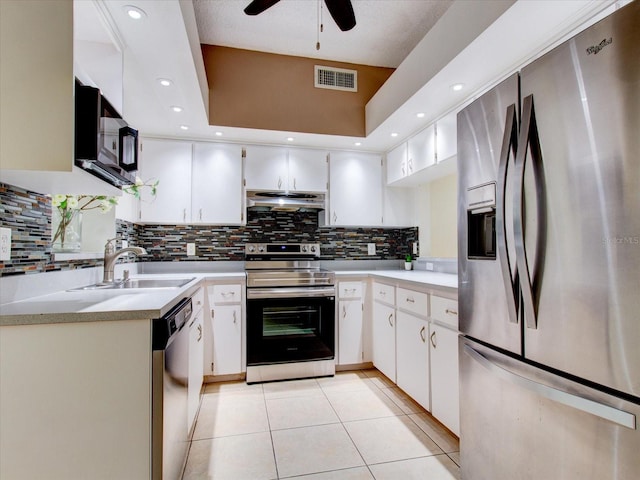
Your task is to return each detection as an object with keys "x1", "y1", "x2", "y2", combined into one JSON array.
[
  {"x1": 335, "y1": 269, "x2": 458, "y2": 292},
  {"x1": 0, "y1": 273, "x2": 245, "y2": 327},
  {"x1": 1, "y1": 268, "x2": 457, "y2": 327}
]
